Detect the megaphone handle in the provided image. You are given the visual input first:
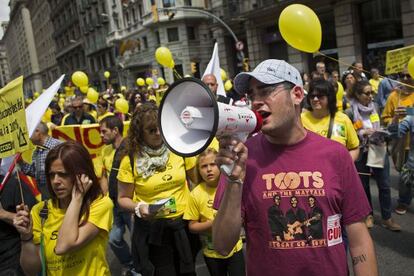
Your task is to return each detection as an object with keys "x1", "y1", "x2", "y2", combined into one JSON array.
[{"x1": 219, "y1": 133, "x2": 248, "y2": 176}]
